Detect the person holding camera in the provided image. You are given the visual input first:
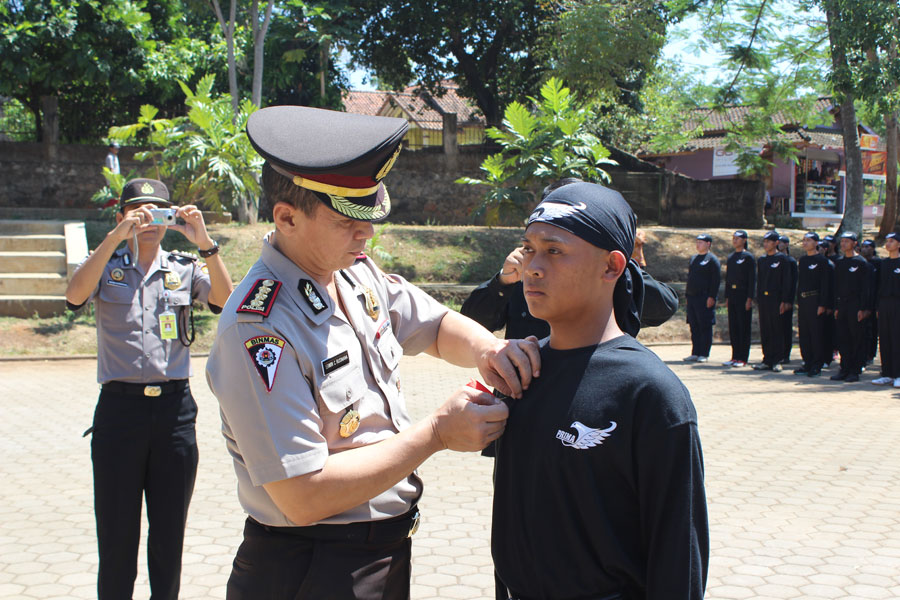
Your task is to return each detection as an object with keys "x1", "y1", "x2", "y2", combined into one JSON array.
[{"x1": 65, "y1": 178, "x2": 233, "y2": 600}]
